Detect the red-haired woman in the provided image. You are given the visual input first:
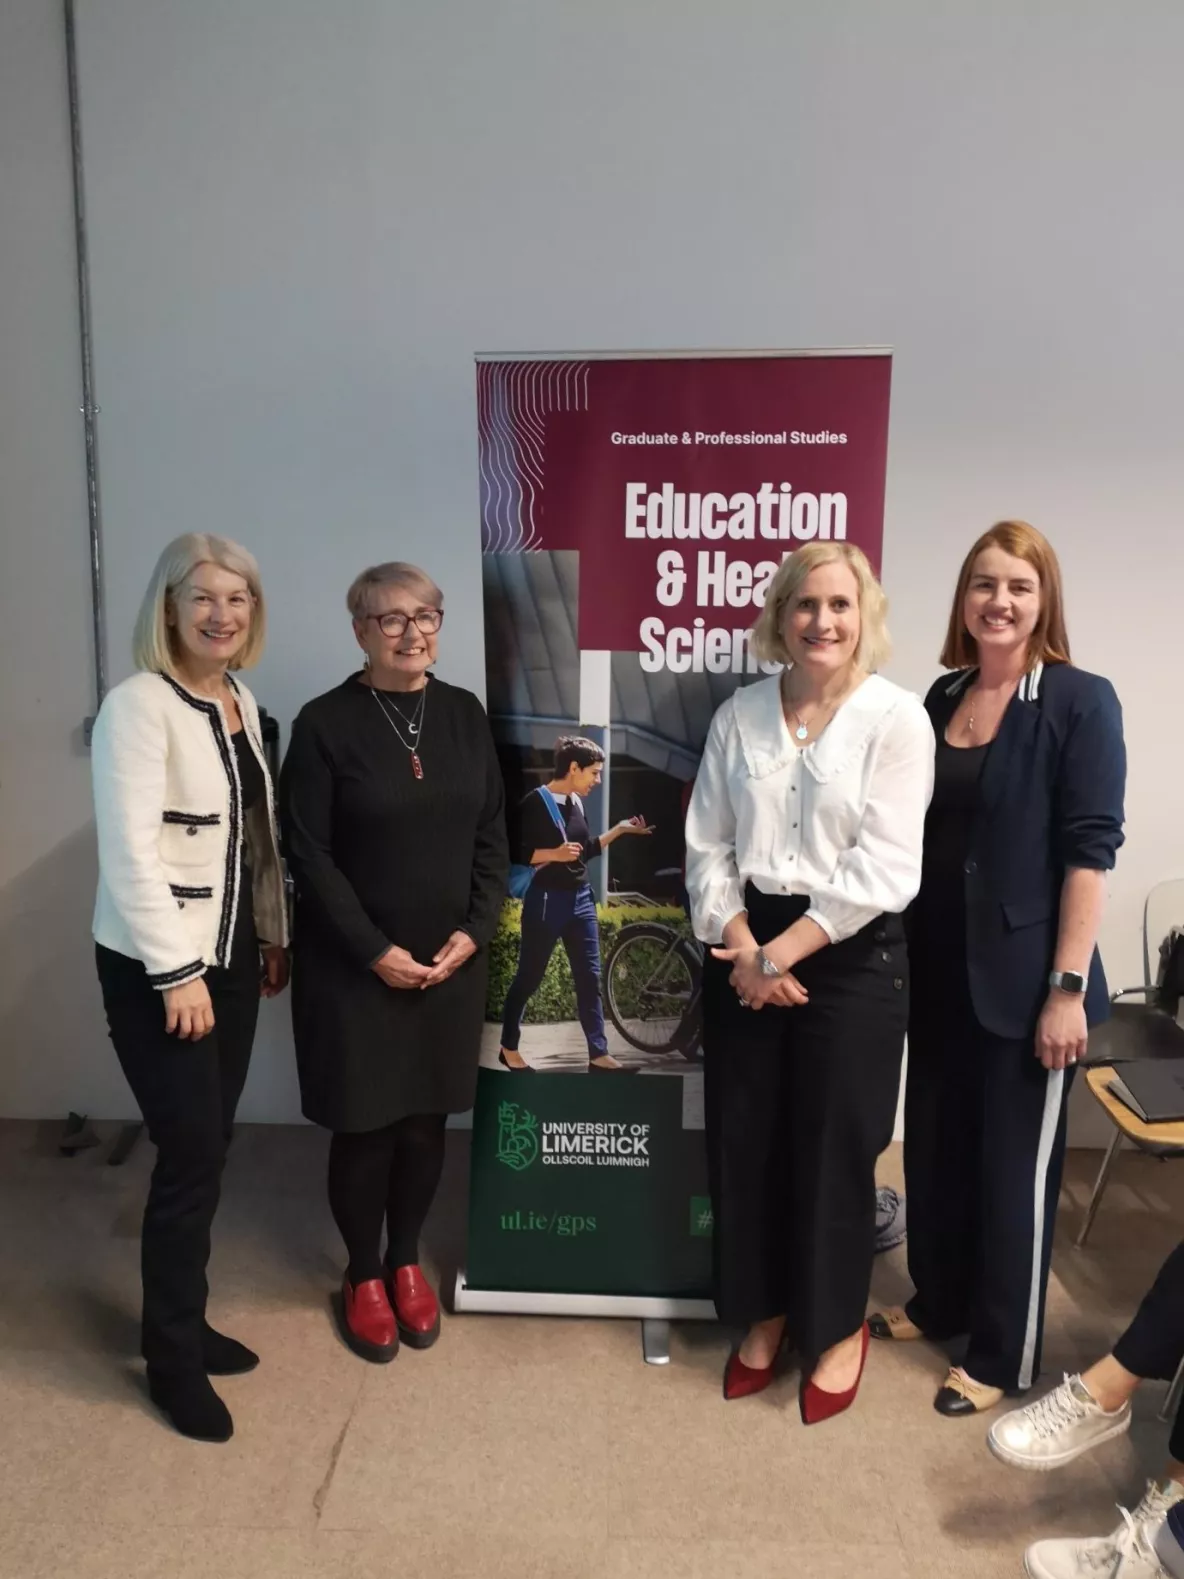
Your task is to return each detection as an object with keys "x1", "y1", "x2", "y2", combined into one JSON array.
[{"x1": 871, "y1": 522, "x2": 1126, "y2": 1417}]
